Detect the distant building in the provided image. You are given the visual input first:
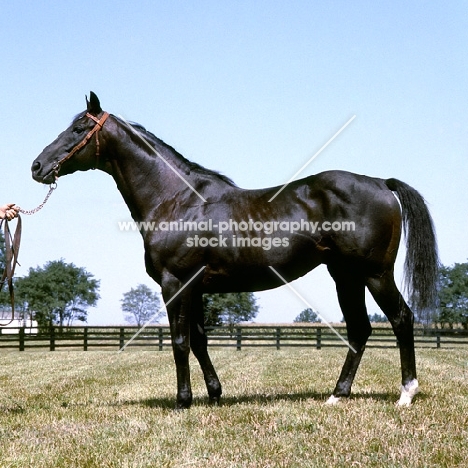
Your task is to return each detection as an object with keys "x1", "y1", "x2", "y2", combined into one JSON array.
[{"x1": 0, "y1": 318, "x2": 38, "y2": 334}]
